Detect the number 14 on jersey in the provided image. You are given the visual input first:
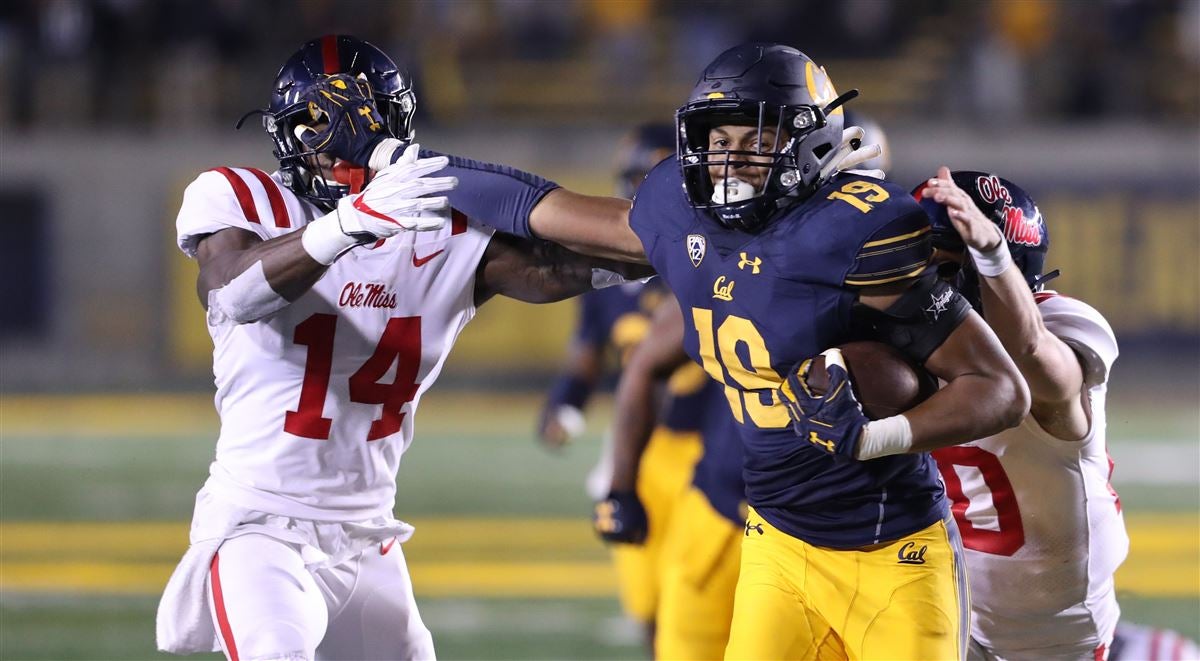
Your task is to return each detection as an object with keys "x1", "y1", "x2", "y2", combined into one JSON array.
[{"x1": 285, "y1": 313, "x2": 422, "y2": 441}]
